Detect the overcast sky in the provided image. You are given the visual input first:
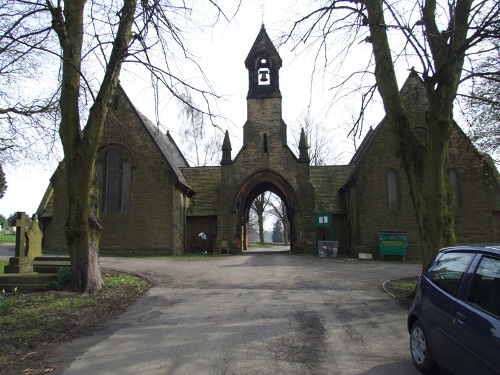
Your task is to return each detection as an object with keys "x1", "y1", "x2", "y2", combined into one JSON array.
[{"x1": 1, "y1": 0, "x2": 389, "y2": 219}]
